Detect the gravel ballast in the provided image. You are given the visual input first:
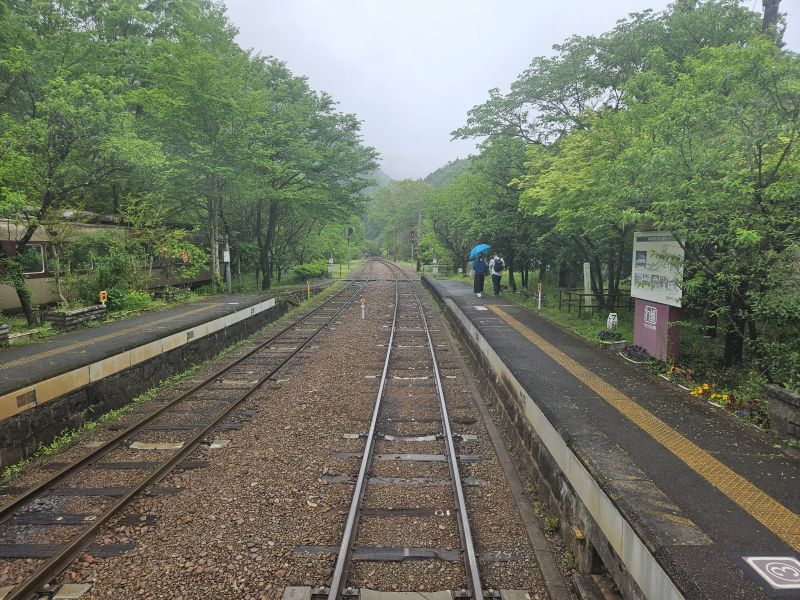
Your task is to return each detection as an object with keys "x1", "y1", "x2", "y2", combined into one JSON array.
[{"x1": 0, "y1": 263, "x2": 557, "y2": 599}]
